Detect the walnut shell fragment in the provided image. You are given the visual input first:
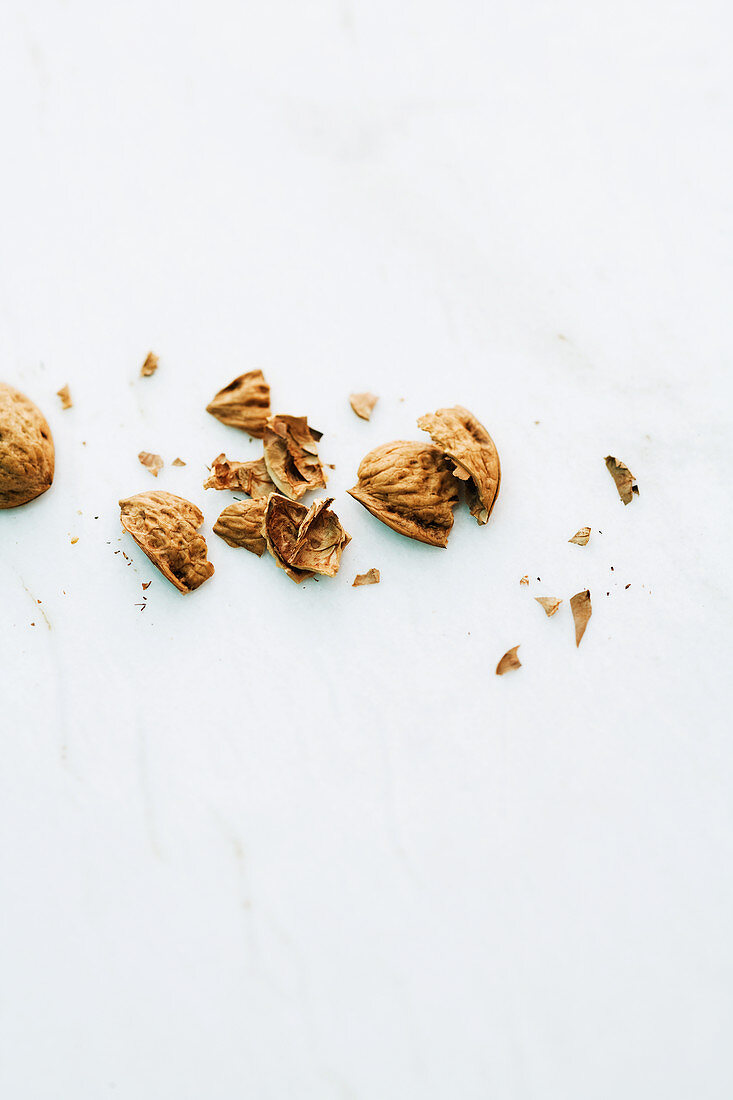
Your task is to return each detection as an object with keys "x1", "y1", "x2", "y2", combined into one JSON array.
[
  {"x1": 535, "y1": 596, "x2": 562, "y2": 617},
  {"x1": 569, "y1": 527, "x2": 591, "y2": 546},
  {"x1": 417, "y1": 406, "x2": 500, "y2": 524},
  {"x1": 496, "y1": 645, "x2": 521, "y2": 675},
  {"x1": 605, "y1": 456, "x2": 638, "y2": 505},
  {"x1": 353, "y1": 568, "x2": 380, "y2": 586},
  {"x1": 263, "y1": 415, "x2": 326, "y2": 500},
  {"x1": 347, "y1": 441, "x2": 459, "y2": 547},
  {"x1": 204, "y1": 454, "x2": 276, "y2": 497},
  {"x1": 570, "y1": 589, "x2": 592, "y2": 646},
  {"x1": 57, "y1": 385, "x2": 72, "y2": 410},
  {"x1": 206, "y1": 370, "x2": 271, "y2": 437},
  {"x1": 350, "y1": 392, "x2": 378, "y2": 420},
  {"x1": 213, "y1": 498, "x2": 268, "y2": 555},
  {"x1": 520, "y1": 575, "x2": 530, "y2": 586},
  {"x1": 263, "y1": 494, "x2": 350, "y2": 582},
  {"x1": 138, "y1": 451, "x2": 163, "y2": 477},
  {"x1": 172, "y1": 457, "x2": 186, "y2": 467},
  {"x1": 119, "y1": 491, "x2": 214, "y2": 593},
  {"x1": 0, "y1": 383, "x2": 55, "y2": 508},
  {"x1": 140, "y1": 352, "x2": 159, "y2": 378}
]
